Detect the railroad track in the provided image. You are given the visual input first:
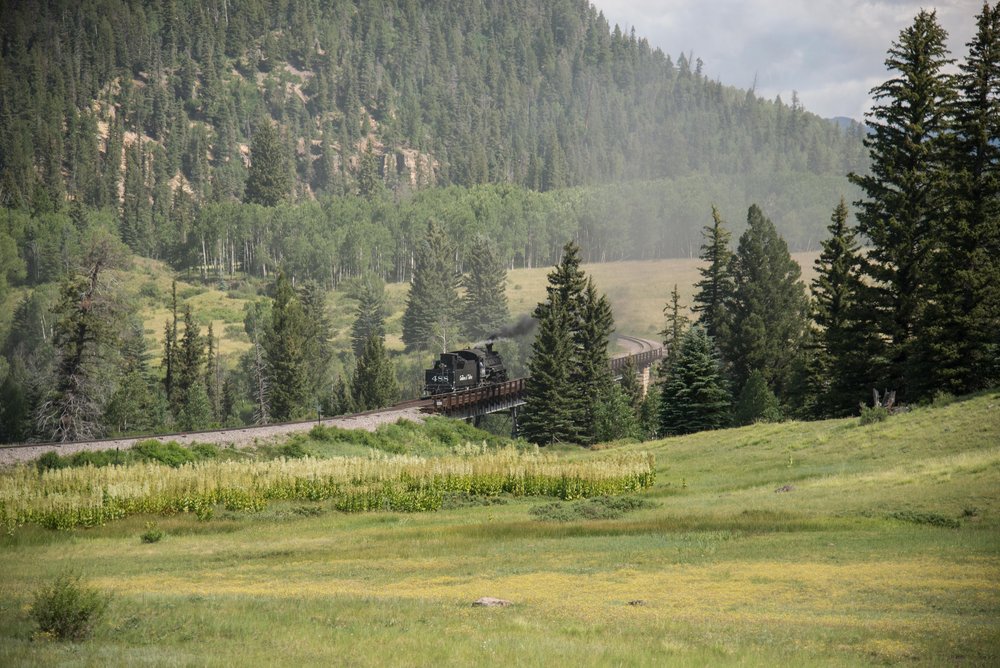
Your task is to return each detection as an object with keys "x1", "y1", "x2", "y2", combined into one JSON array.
[{"x1": 0, "y1": 337, "x2": 664, "y2": 465}]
